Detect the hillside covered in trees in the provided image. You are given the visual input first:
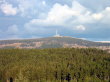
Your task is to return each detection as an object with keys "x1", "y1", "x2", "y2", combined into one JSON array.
[
  {"x1": 0, "y1": 37, "x2": 110, "y2": 49},
  {"x1": 0, "y1": 48, "x2": 110, "y2": 82}
]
